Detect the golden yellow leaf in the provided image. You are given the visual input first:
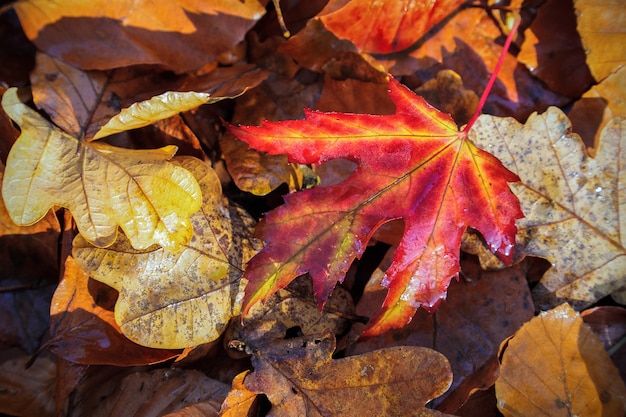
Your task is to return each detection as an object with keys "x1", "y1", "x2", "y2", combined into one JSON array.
[
  {"x1": 73, "y1": 157, "x2": 260, "y2": 348},
  {"x1": 470, "y1": 108, "x2": 626, "y2": 310},
  {"x1": 574, "y1": 0, "x2": 626, "y2": 81},
  {"x1": 92, "y1": 91, "x2": 212, "y2": 140},
  {"x1": 1, "y1": 87, "x2": 202, "y2": 250},
  {"x1": 496, "y1": 303, "x2": 626, "y2": 417}
]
